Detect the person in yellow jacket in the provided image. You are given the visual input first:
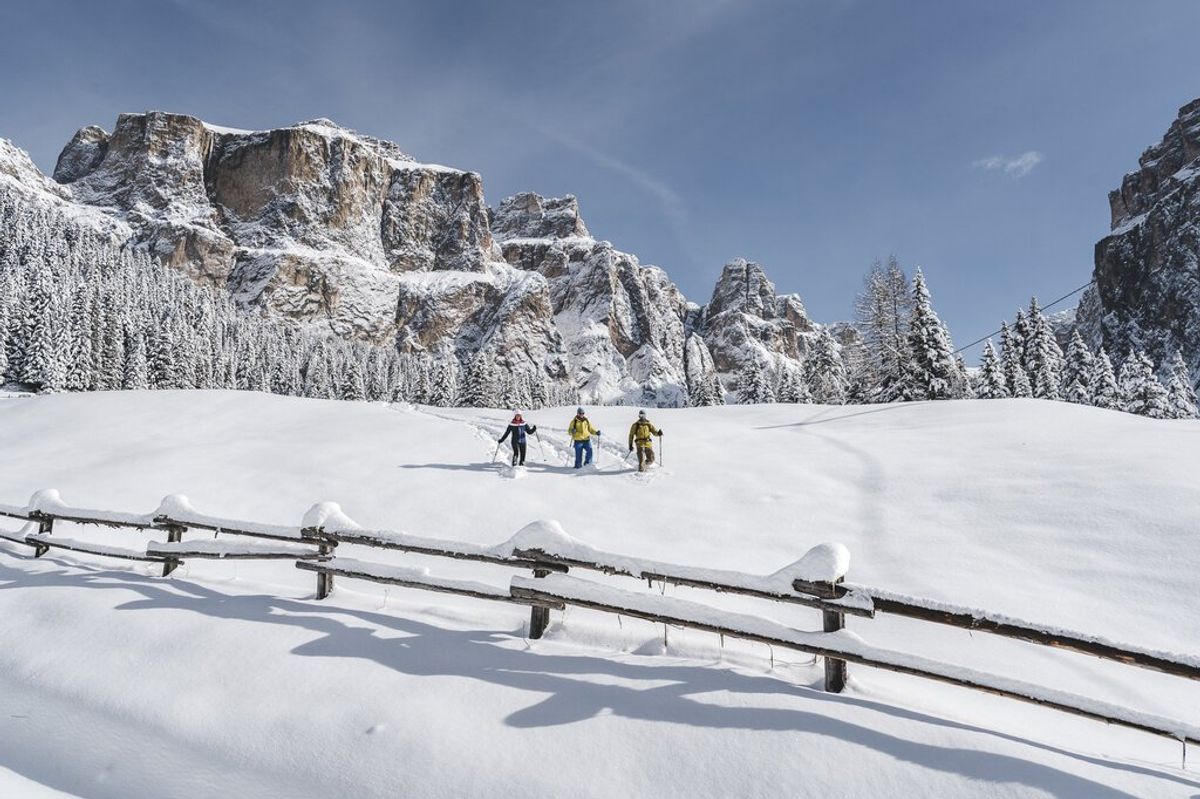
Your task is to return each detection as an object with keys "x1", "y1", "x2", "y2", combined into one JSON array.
[
  {"x1": 627, "y1": 409, "x2": 663, "y2": 472},
  {"x1": 567, "y1": 407, "x2": 602, "y2": 469}
]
